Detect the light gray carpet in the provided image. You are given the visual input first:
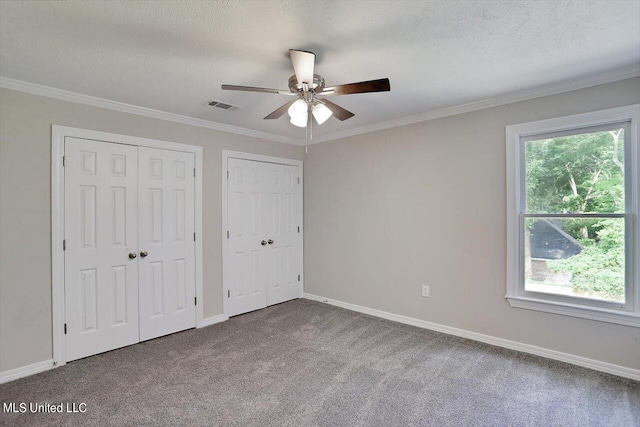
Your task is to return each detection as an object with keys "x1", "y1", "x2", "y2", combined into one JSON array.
[{"x1": 1, "y1": 299, "x2": 638, "y2": 426}]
